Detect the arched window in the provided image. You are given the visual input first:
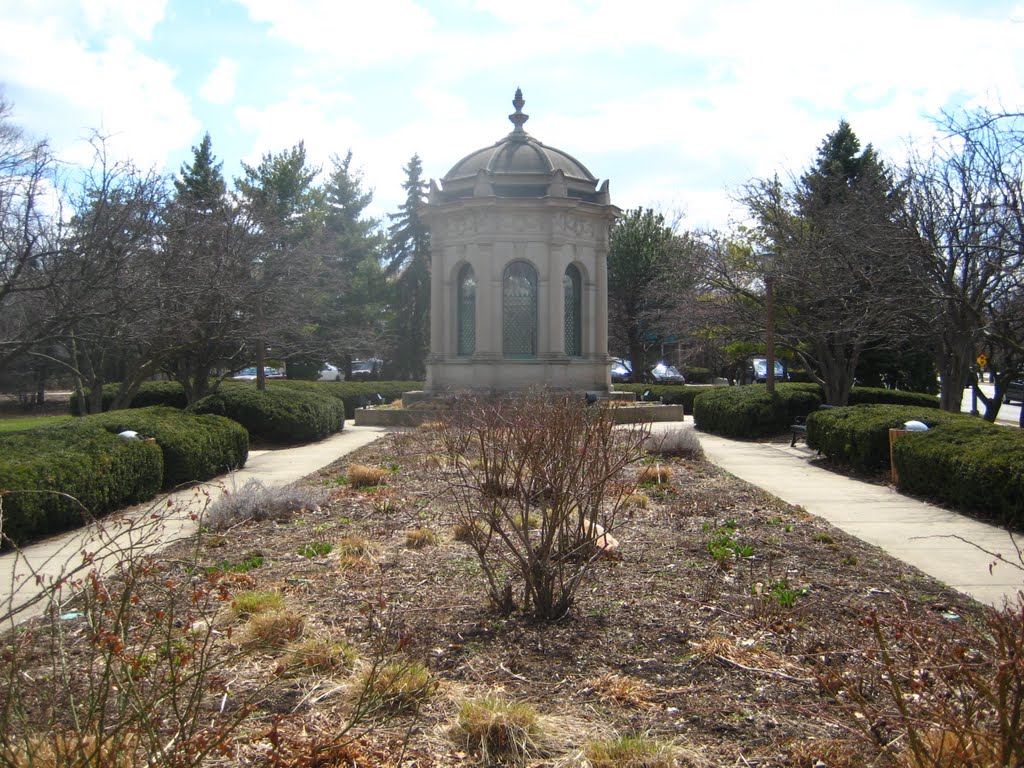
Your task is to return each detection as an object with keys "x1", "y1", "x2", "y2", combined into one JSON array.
[
  {"x1": 503, "y1": 261, "x2": 537, "y2": 357},
  {"x1": 456, "y1": 264, "x2": 475, "y2": 356},
  {"x1": 563, "y1": 264, "x2": 582, "y2": 356}
]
